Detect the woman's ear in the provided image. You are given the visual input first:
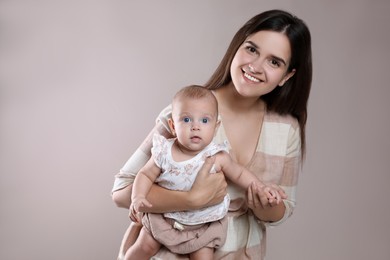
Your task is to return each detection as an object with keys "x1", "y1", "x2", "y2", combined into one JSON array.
[
  {"x1": 279, "y1": 69, "x2": 296, "y2": 87},
  {"x1": 168, "y1": 118, "x2": 176, "y2": 136}
]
